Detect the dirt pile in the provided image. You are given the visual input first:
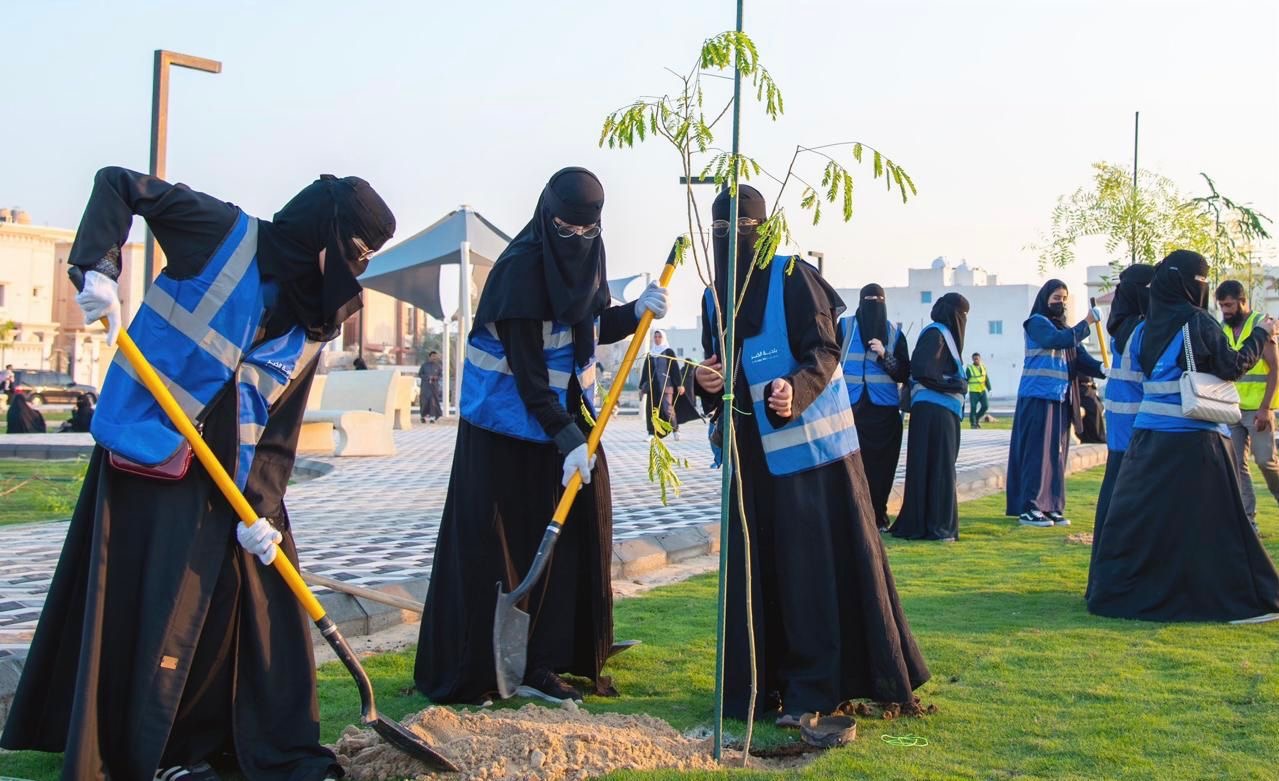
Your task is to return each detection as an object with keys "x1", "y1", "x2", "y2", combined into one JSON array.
[{"x1": 333, "y1": 702, "x2": 721, "y2": 780}]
